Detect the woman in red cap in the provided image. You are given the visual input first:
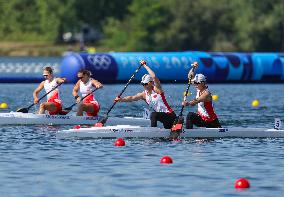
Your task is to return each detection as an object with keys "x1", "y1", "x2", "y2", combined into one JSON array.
[
  {"x1": 182, "y1": 62, "x2": 221, "y2": 129},
  {"x1": 115, "y1": 60, "x2": 176, "y2": 129}
]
